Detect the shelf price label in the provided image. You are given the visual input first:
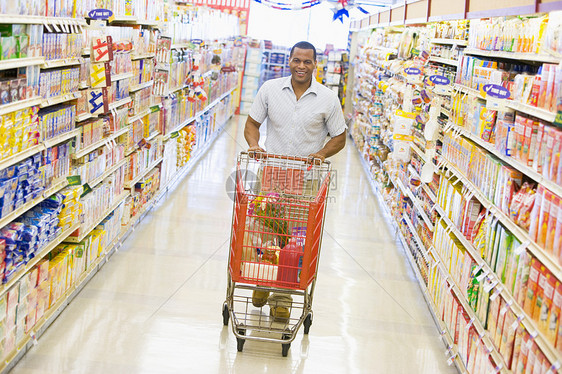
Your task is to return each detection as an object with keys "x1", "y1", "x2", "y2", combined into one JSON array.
[{"x1": 67, "y1": 175, "x2": 82, "y2": 186}]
